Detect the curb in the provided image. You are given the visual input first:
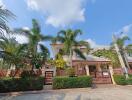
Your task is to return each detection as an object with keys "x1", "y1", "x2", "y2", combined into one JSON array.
[{"x1": 0, "y1": 90, "x2": 55, "y2": 96}]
